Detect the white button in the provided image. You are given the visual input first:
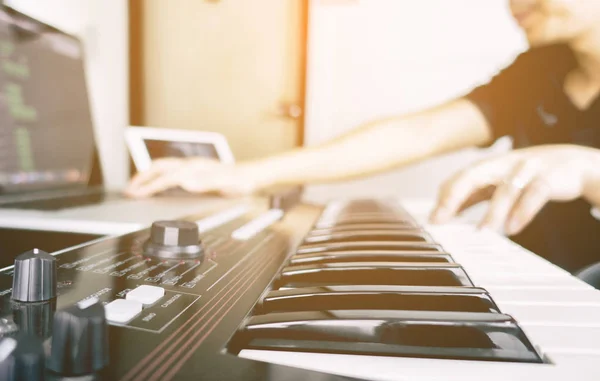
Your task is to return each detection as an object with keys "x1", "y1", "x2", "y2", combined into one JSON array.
[
  {"x1": 105, "y1": 299, "x2": 142, "y2": 324},
  {"x1": 77, "y1": 297, "x2": 100, "y2": 310},
  {"x1": 126, "y1": 285, "x2": 165, "y2": 306}
]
